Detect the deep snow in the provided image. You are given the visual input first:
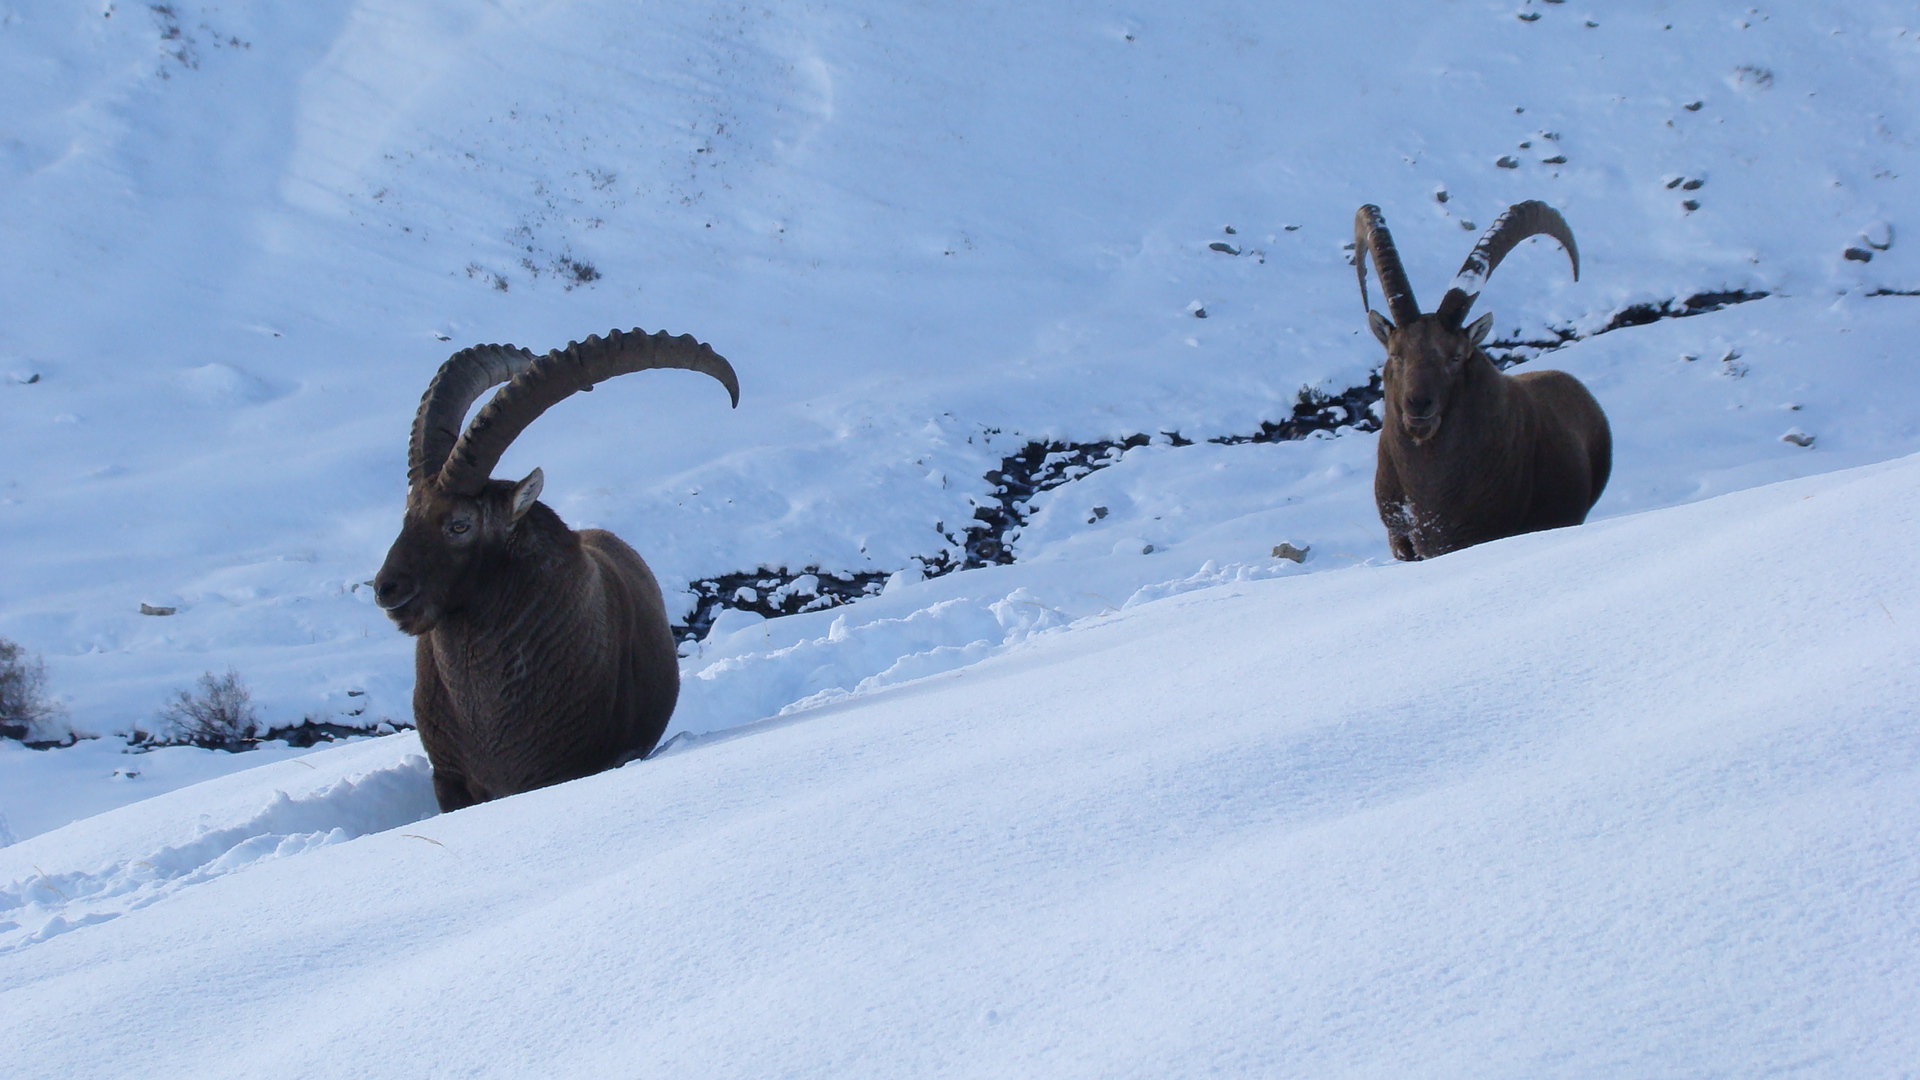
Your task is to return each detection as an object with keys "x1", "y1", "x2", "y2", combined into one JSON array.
[
  {"x1": 3, "y1": 1, "x2": 1920, "y2": 1072},
  {"x1": 4, "y1": 452, "x2": 1917, "y2": 1076}
]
